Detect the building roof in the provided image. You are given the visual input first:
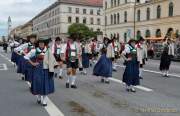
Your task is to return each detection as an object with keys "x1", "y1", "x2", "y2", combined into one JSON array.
[
  {"x1": 58, "y1": 0, "x2": 103, "y2": 7},
  {"x1": 32, "y1": 0, "x2": 102, "y2": 20}
]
